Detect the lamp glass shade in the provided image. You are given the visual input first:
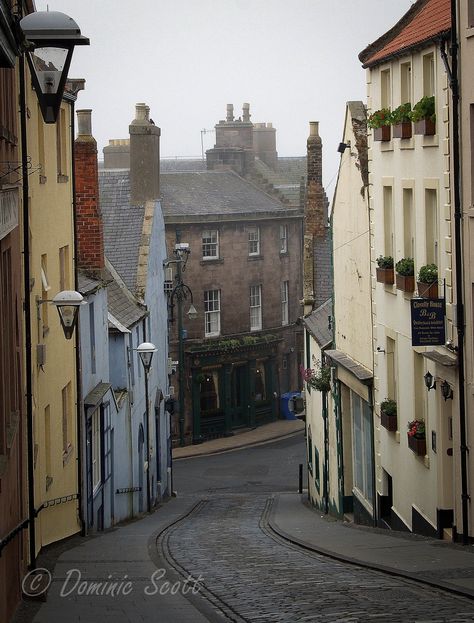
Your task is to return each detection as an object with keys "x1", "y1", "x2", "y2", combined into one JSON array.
[
  {"x1": 56, "y1": 304, "x2": 78, "y2": 339},
  {"x1": 187, "y1": 304, "x2": 198, "y2": 320},
  {"x1": 28, "y1": 47, "x2": 68, "y2": 94},
  {"x1": 137, "y1": 342, "x2": 157, "y2": 372},
  {"x1": 424, "y1": 371, "x2": 434, "y2": 389}
]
